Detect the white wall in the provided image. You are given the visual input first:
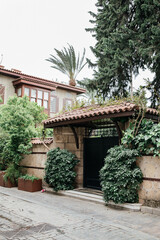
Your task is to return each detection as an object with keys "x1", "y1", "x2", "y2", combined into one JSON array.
[
  {"x1": 50, "y1": 88, "x2": 77, "y2": 117},
  {"x1": 0, "y1": 74, "x2": 16, "y2": 104}
]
